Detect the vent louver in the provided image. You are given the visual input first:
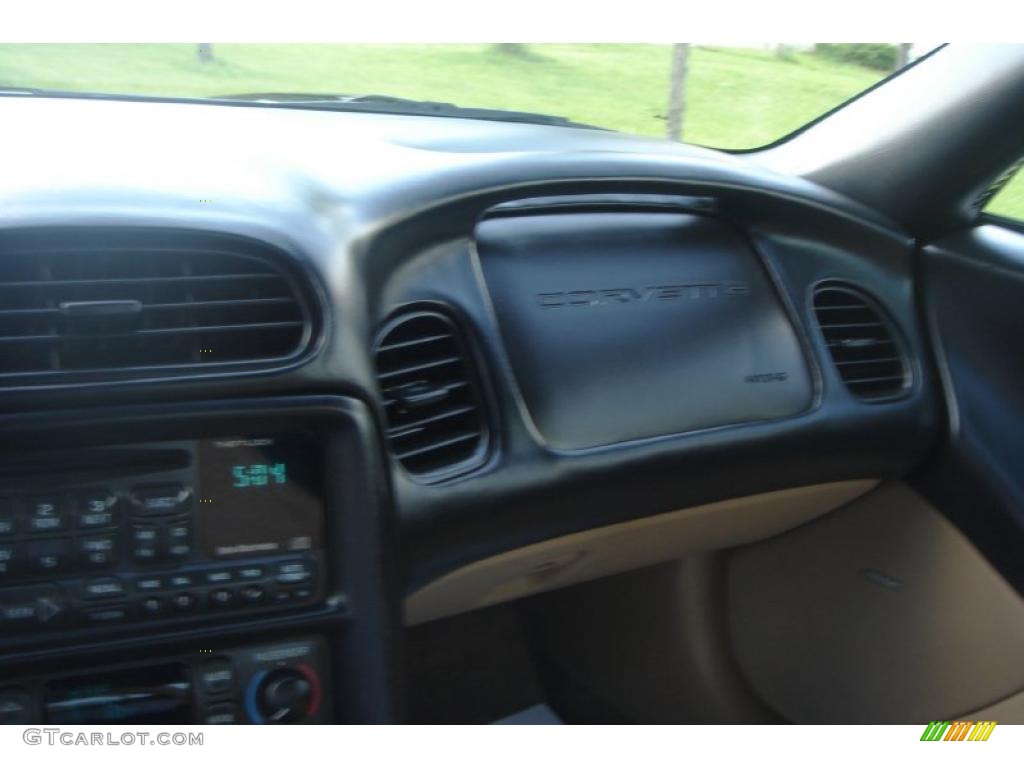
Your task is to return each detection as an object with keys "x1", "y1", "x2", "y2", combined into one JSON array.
[
  {"x1": 374, "y1": 308, "x2": 489, "y2": 480},
  {"x1": 0, "y1": 229, "x2": 315, "y2": 385},
  {"x1": 812, "y1": 283, "x2": 909, "y2": 401}
]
